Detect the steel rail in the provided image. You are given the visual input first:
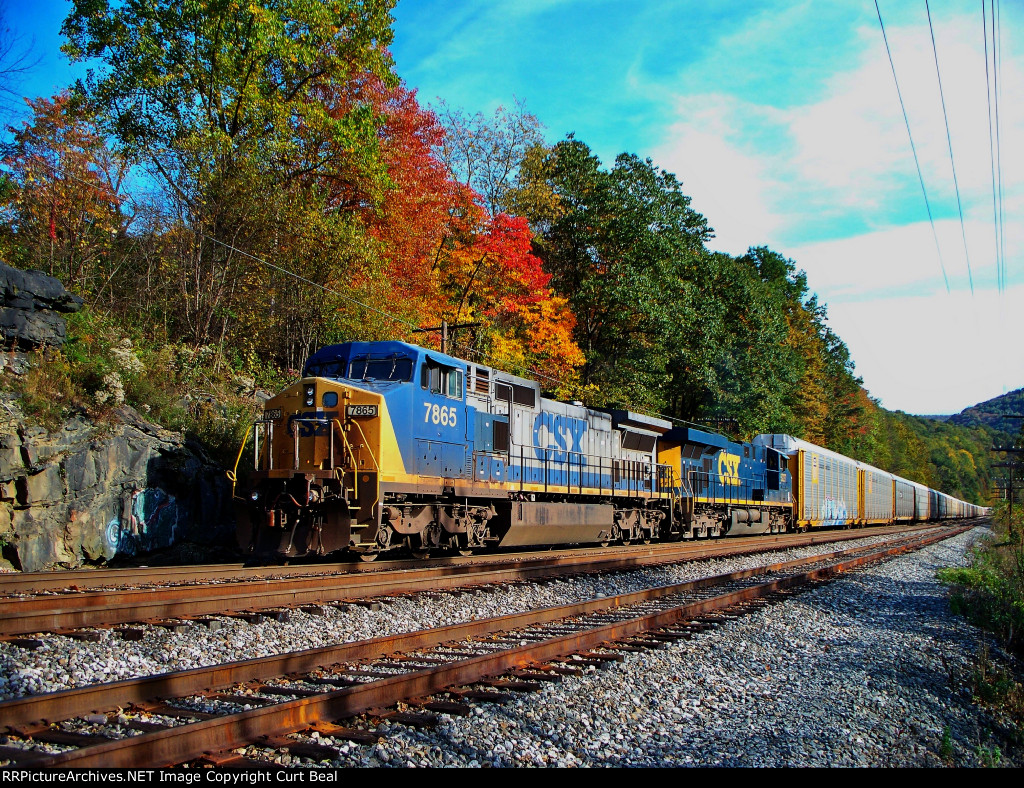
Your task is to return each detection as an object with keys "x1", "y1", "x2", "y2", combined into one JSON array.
[
  {"x1": 0, "y1": 524, "x2": 953, "y2": 595},
  {"x1": 0, "y1": 525, "x2": 953, "y2": 636},
  {"x1": 32, "y1": 524, "x2": 967, "y2": 767},
  {"x1": 1, "y1": 525, "x2": 969, "y2": 762}
]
